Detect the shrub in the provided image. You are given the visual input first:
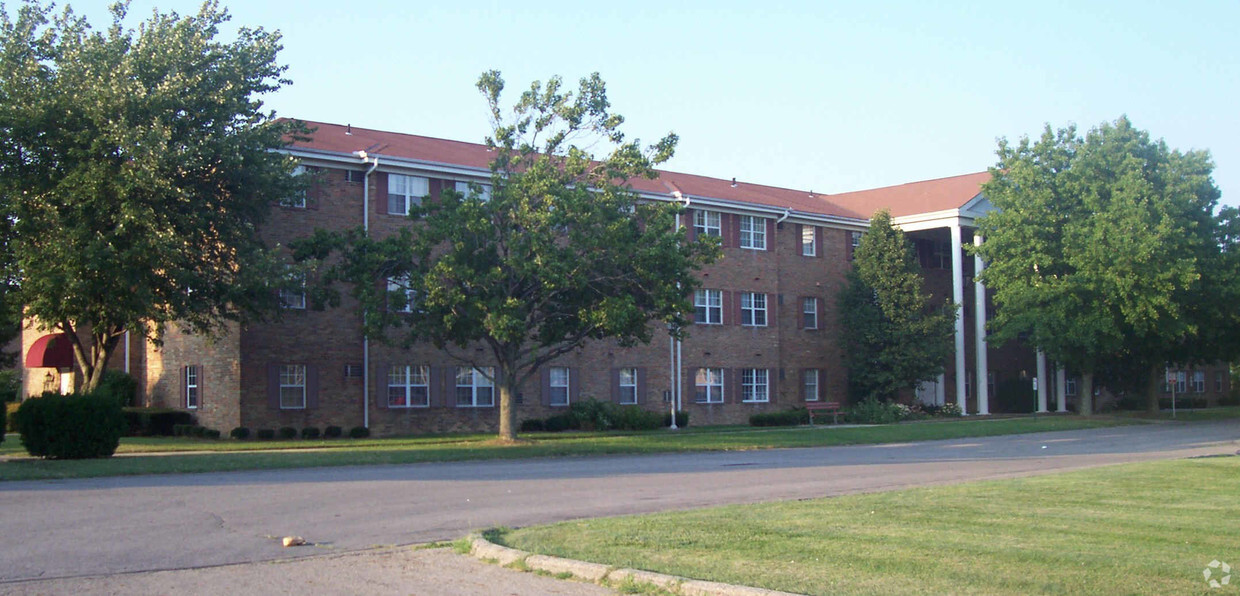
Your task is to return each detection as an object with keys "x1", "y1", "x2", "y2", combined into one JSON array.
[
  {"x1": 847, "y1": 398, "x2": 902, "y2": 425},
  {"x1": 348, "y1": 426, "x2": 370, "y2": 439},
  {"x1": 5, "y1": 401, "x2": 18, "y2": 432},
  {"x1": 229, "y1": 426, "x2": 251, "y2": 439},
  {"x1": 192, "y1": 425, "x2": 210, "y2": 438},
  {"x1": 301, "y1": 427, "x2": 321, "y2": 439},
  {"x1": 519, "y1": 418, "x2": 545, "y2": 432},
  {"x1": 937, "y1": 402, "x2": 963, "y2": 417},
  {"x1": 122, "y1": 407, "x2": 195, "y2": 436},
  {"x1": 14, "y1": 392, "x2": 125, "y2": 459},
  {"x1": 204, "y1": 428, "x2": 221, "y2": 439},
  {"x1": 278, "y1": 426, "x2": 297, "y2": 440},
  {"x1": 568, "y1": 399, "x2": 617, "y2": 431},
  {"x1": 324, "y1": 425, "x2": 343, "y2": 438},
  {"x1": 172, "y1": 423, "x2": 193, "y2": 436},
  {"x1": 0, "y1": 369, "x2": 20, "y2": 403},
  {"x1": 612, "y1": 406, "x2": 664, "y2": 431},
  {"x1": 256, "y1": 428, "x2": 275, "y2": 440},
  {"x1": 663, "y1": 410, "x2": 689, "y2": 428},
  {"x1": 543, "y1": 412, "x2": 579, "y2": 432},
  {"x1": 95, "y1": 370, "x2": 139, "y2": 407},
  {"x1": 750, "y1": 408, "x2": 810, "y2": 427},
  {"x1": 0, "y1": 401, "x2": 4, "y2": 445}
]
